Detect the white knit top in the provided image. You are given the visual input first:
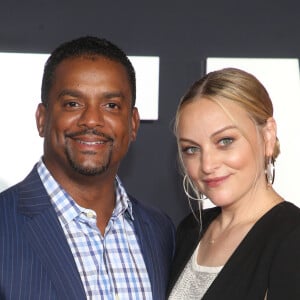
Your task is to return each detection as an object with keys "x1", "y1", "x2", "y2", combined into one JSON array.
[{"x1": 169, "y1": 243, "x2": 223, "y2": 300}]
